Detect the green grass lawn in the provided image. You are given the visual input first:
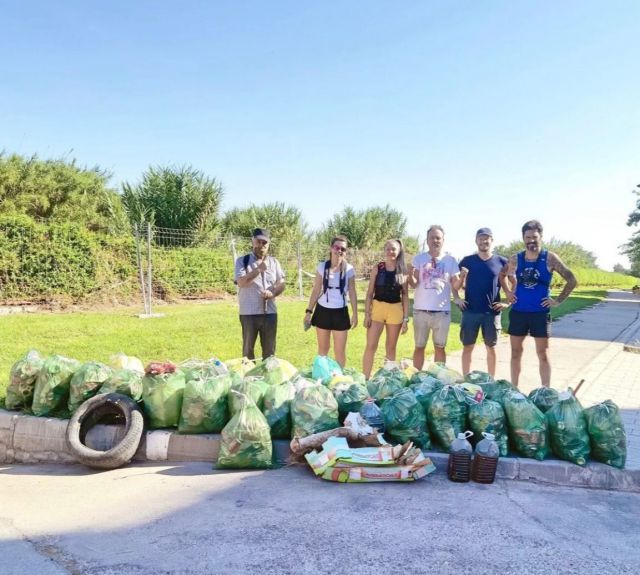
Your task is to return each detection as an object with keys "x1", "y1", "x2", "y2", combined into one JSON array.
[{"x1": 0, "y1": 288, "x2": 607, "y2": 402}]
